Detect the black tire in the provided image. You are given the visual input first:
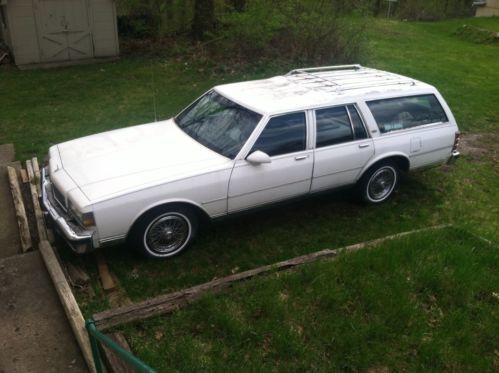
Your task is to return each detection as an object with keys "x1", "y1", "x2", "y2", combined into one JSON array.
[
  {"x1": 129, "y1": 205, "x2": 198, "y2": 259},
  {"x1": 358, "y1": 160, "x2": 399, "y2": 204}
]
